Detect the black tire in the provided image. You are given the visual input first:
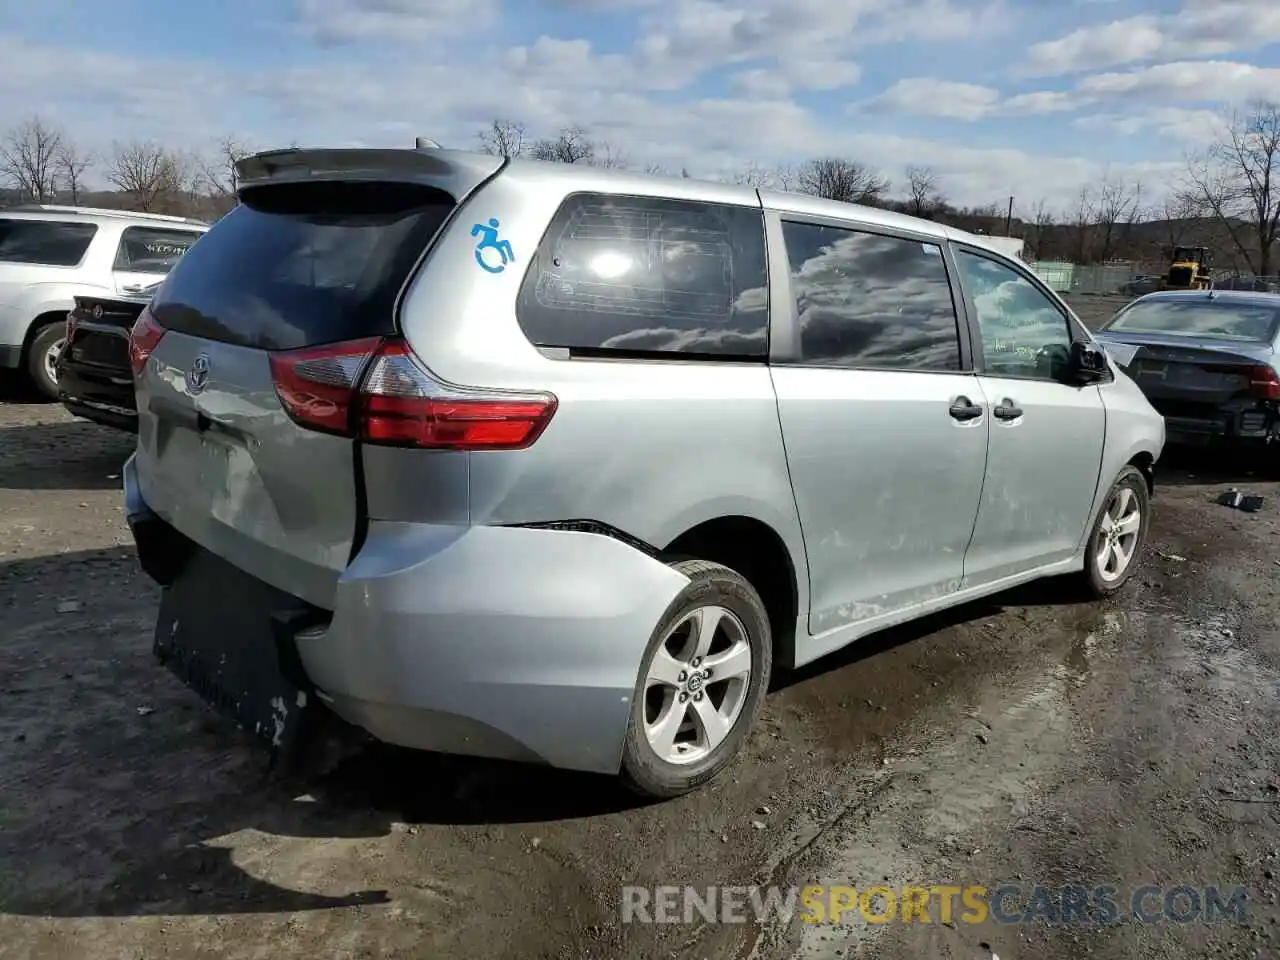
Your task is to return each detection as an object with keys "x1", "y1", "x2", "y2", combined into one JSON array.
[
  {"x1": 25, "y1": 320, "x2": 66, "y2": 400},
  {"x1": 1080, "y1": 465, "x2": 1150, "y2": 598},
  {"x1": 620, "y1": 559, "x2": 772, "y2": 799}
]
